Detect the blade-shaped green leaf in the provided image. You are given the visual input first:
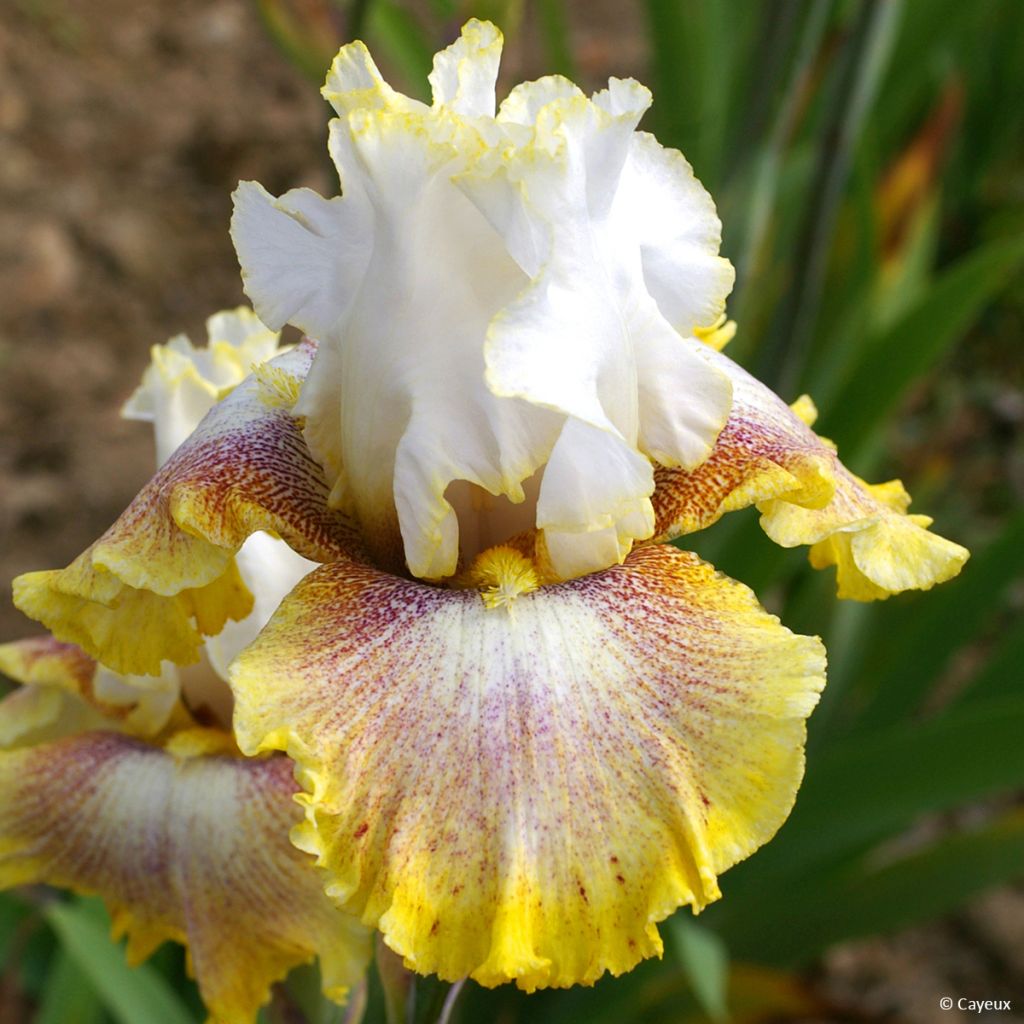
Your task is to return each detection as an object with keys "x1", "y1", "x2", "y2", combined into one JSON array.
[
  {"x1": 35, "y1": 948, "x2": 106, "y2": 1024},
  {"x1": 255, "y1": 0, "x2": 343, "y2": 83},
  {"x1": 366, "y1": 1, "x2": 434, "y2": 100},
  {"x1": 537, "y1": 0, "x2": 575, "y2": 79},
  {"x1": 720, "y1": 812, "x2": 1024, "y2": 966},
  {"x1": 755, "y1": 0, "x2": 904, "y2": 395},
  {"x1": 642, "y1": 0, "x2": 749, "y2": 184},
  {"x1": 820, "y1": 233, "x2": 1024, "y2": 462},
  {"x1": 854, "y1": 510, "x2": 1024, "y2": 729},
  {"x1": 45, "y1": 899, "x2": 194, "y2": 1024},
  {"x1": 959, "y1": 614, "x2": 1024, "y2": 707},
  {"x1": 721, "y1": 694, "x2": 1024, "y2": 886},
  {"x1": 667, "y1": 915, "x2": 730, "y2": 1021}
]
